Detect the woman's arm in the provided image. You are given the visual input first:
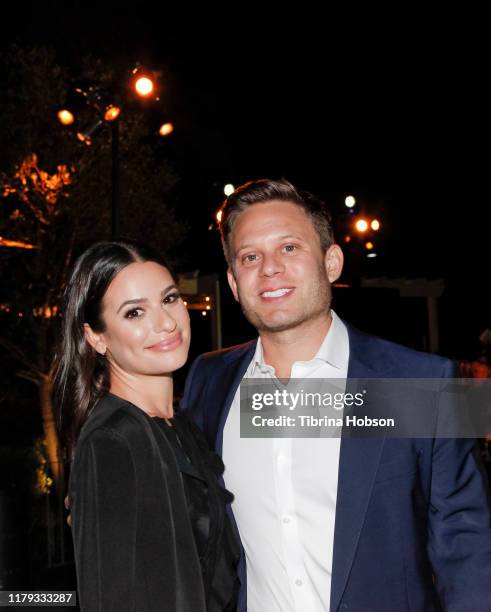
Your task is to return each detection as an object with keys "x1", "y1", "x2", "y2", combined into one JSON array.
[{"x1": 70, "y1": 428, "x2": 137, "y2": 611}]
